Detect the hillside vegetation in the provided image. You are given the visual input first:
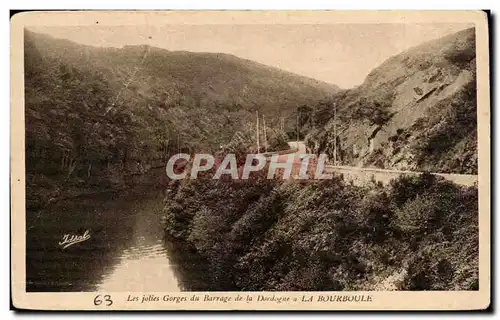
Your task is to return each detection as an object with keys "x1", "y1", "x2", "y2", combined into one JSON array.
[
  {"x1": 164, "y1": 173, "x2": 478, "y2": 291},
  {"x1": 304, "y1": 27, "x2": 477, "y2": 174},
  {"x1": 24, "y1": 30, "x2": 338, "y2": 207},
  {"x1": 156, "y1": 27, "x2": 480, "y2": 291}
]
